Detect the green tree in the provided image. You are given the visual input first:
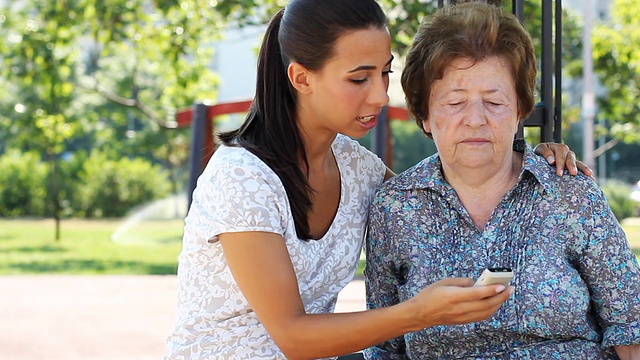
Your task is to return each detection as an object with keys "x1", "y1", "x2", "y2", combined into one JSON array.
[
  {"x1": 0, "y1": 0, "x2": 224, "y2": 239},
  {"x1": 592, "y1": 0, "x2": 640, "y2": 144},
  {"x1": 78, "y1": 0, "x2": 221, "y2": 197},
  {"x1": 0, "y1": 1, "x2": 83, "y2": 239},
  {"x1": 0, "y1": 150, "x2": 48, "y2": 217}
]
